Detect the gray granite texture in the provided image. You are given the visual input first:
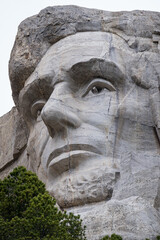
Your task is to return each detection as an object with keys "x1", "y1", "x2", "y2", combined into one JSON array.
[
  {"x1": 0, "y1": 5, "x2": 159, "y2": 240},
  {"x1": 0, "y1": 107, "x2": 28, "y2": 178}
]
